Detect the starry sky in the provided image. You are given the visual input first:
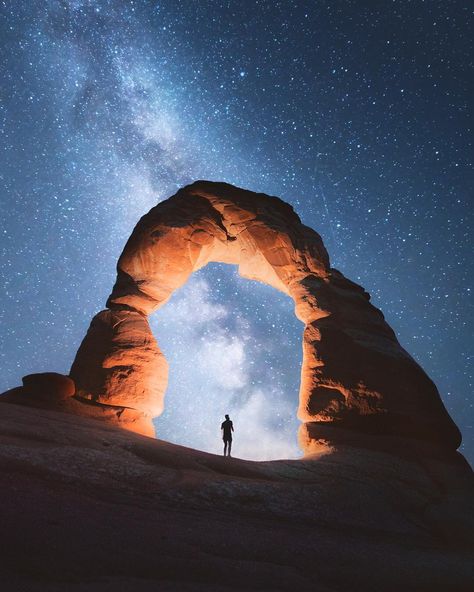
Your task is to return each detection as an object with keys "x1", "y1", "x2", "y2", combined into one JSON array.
[{"x1": 1, "y1": 1, "x2": 472, "y2": 462}]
